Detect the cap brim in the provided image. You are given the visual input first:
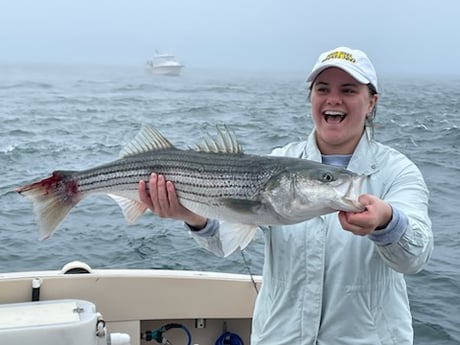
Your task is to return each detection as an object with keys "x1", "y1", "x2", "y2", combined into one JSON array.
[{"x1": 306, "y1": 63, "x2": 370, "y2": 85}]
